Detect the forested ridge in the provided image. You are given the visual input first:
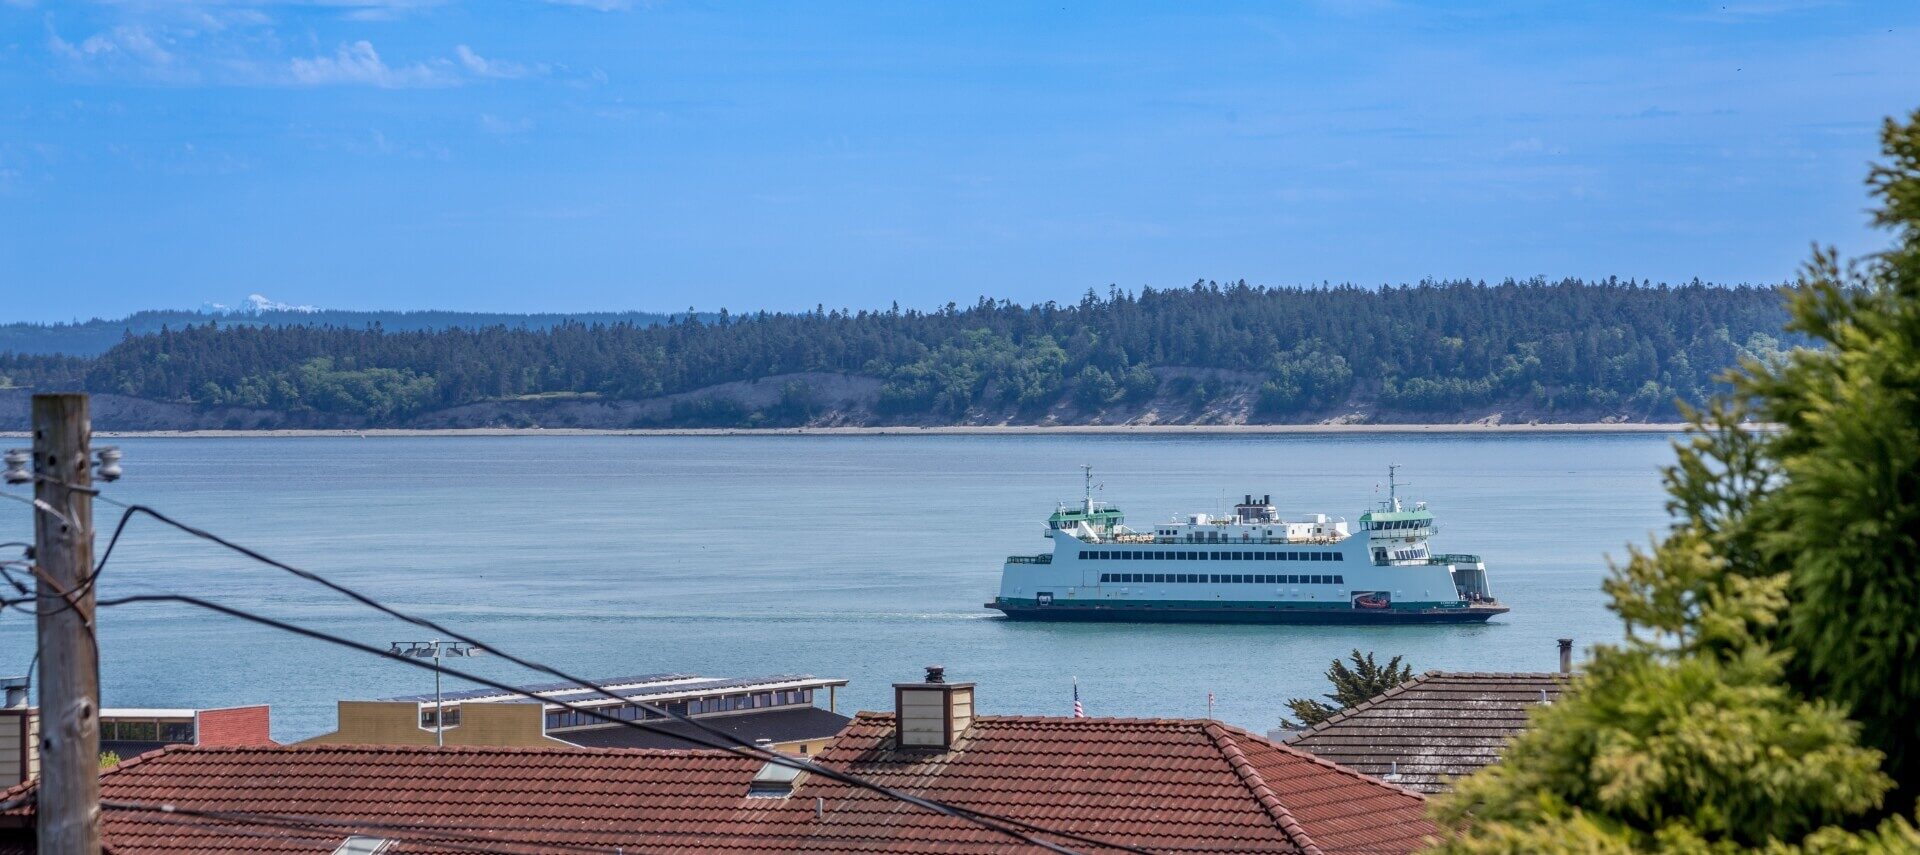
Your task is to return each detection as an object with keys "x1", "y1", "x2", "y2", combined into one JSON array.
[
  {"x1": 0, "y1": 278, "x2": 1794, "y2": 428},
  {"x1": 0, "y1": 307, "x2": 690, "y2": 356}
]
